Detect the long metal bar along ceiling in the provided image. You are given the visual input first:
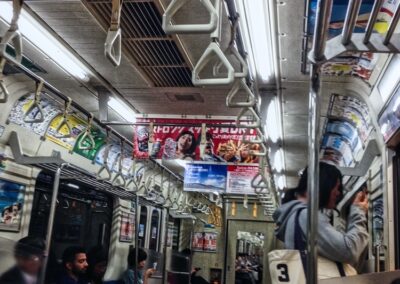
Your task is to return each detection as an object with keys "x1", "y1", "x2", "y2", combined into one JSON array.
[{"x1": 84, "y1": 0, "x2": 193, "y2": 87}]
